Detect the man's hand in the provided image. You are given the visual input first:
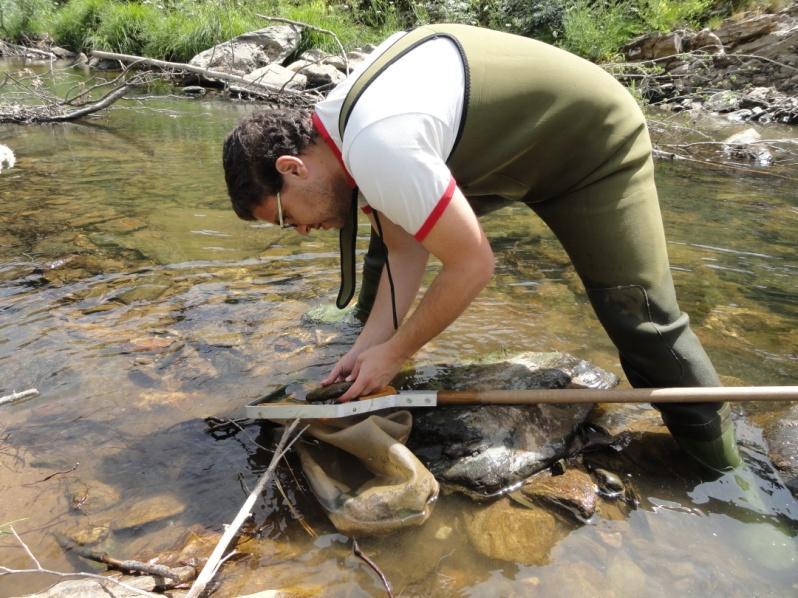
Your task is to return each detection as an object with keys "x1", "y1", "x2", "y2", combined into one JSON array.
[
  {"x1": 336, "y1": 341, "x2": 406, "y2": 402},
  {"x1": 321, "y1": 346, "x2": 361, "y2": 386}
]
